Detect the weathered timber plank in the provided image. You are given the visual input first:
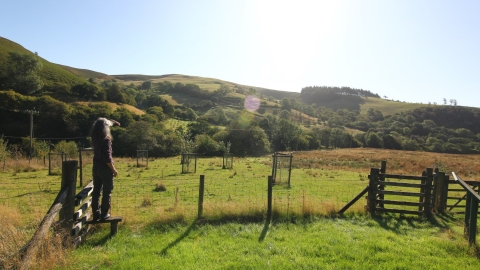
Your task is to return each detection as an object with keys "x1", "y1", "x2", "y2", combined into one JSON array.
[
  {"x1": 446, "y1": 205, "x2": 467, "y2": 208},
  {"x1": 378, "y1": 181, "x2": 424, "y2": 188},
  {"x1": 377, "y1": 200, "x2": 424, "y2": 207},
  {"x1": 376, "y1": 208, "x2": 423, "y2": 215},
  {"x1": 338, "y1": 185, "x2": 369, "y2": 214},
  {"x1": 75, "y1": 180, "x2": 94, "y2": 206},
  {"x1": 375, "y1": 190, "x2": 425, "y2": 197},
  {"x1": 73, "y1": 198, "x2": 92, "y2": 221},
  {"x1": 71, "y1": 212, "x2": 91, "y2": 236},
  {"x1": 86, "y1": 216, "x2": 123, "y2": 224},
  {"x1": 382, "y1": 174, "x2": 426, "y2": 181},
  {"x1": 447, "y1": 180, "x2": 480, "y2": 186},
  {"x1": 86, "y1": 216, "x2": 123, "y2": 236}
]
